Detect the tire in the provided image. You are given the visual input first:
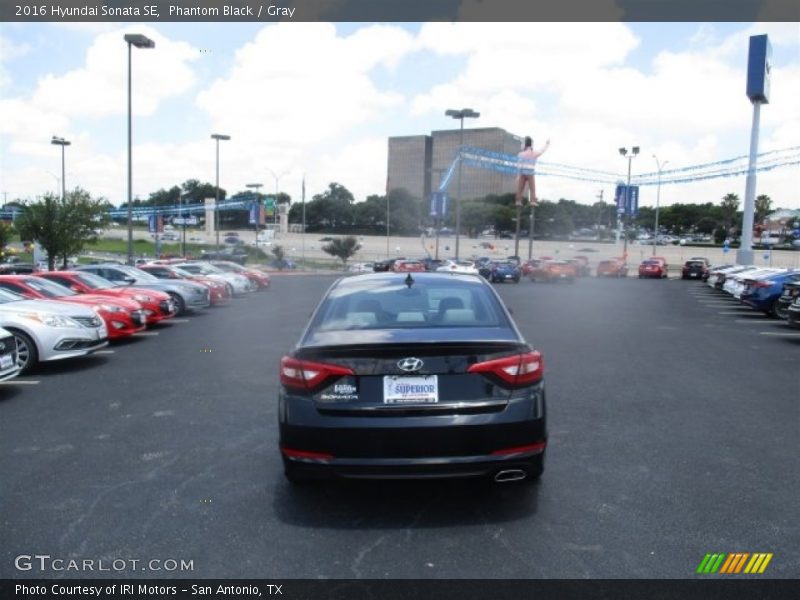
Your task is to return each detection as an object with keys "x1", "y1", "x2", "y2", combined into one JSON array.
[
  {"x1": 168, "y1": 292, "x2": 186, "y2": 315},
  {"x1": 283, "y1": 461, "x2": 314, "y2": 485},
  {"x1": 8, "y1": 329, "x2": 38, "y2": 374},
  {"x1": 772, "y1": 299, "x2": 789, "y2": 320}
]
